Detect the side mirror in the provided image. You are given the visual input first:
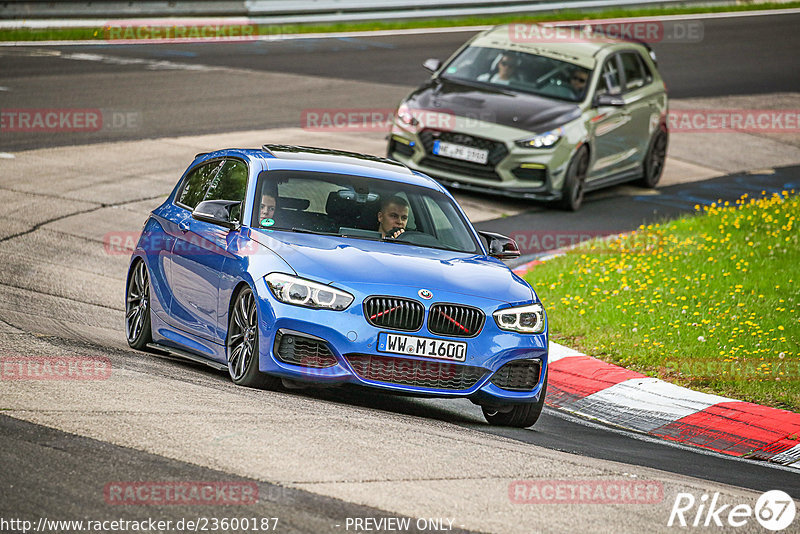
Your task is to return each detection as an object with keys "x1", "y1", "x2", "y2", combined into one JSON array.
[
  {"x1": 479, "y1": 231, "x2": 520, "y2": 260},
  {"x1": 593, "y1": 93, "x2": 625, "y2": 107},
  {"x1": 192, "y1": 200, "x2": 240, "y2": 230},
  {"x1": 423, "y1": 58, "x2": 442, "y2": 73}
]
